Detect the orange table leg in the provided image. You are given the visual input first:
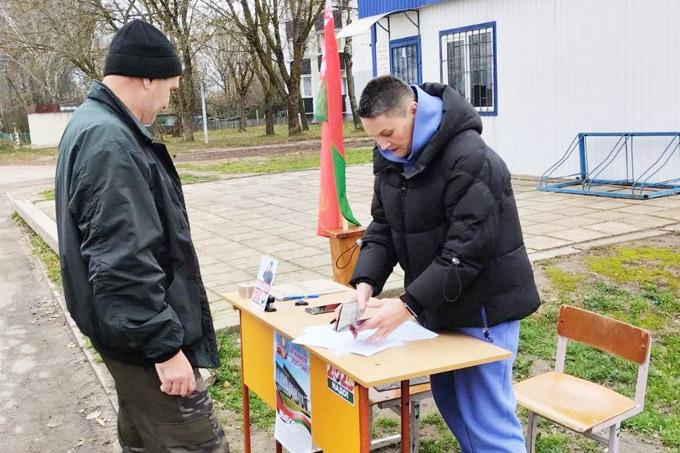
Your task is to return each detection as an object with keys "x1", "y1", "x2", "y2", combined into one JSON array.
[
  {"x1": 276, "y1": 441, "x2": 283, "y2": 452},
  {"x1": 358, "y1": 385, "x2": 370, "y2": 453},
  {"x1": 239, "y1": 310, "x2": 252, "y2": 453},
  {"x1": 401, "y1": 380, "x2": 410, "y2": 453},
  {"x1": 242, "y1": 383, "x2": 251, "y2": 453}
]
